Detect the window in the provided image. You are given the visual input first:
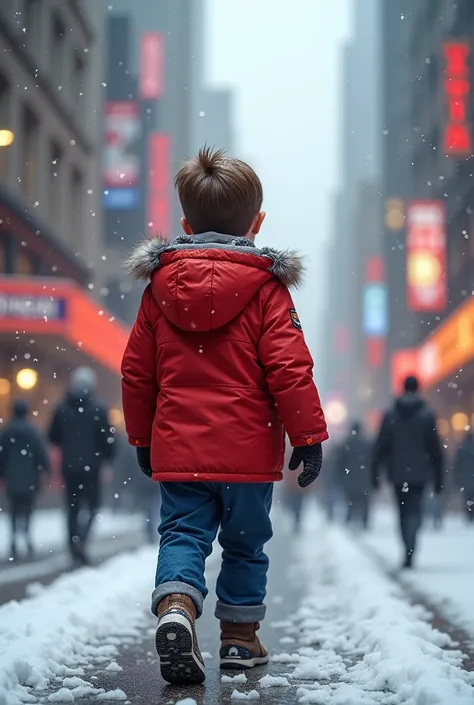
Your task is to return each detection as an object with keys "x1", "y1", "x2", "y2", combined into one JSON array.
[
  {"x1": 24, "y1": 0, "x2": 40, "y2": 54},
  {"x1": 51, "y1": 14, "x2": 66, "y2": 88},
  {"x1": 49, "y1": 141, "x2": 63, "y2": 226},
  {"x1": 21, "y1": 105, "x2": 39, "y2": 201},
  {"x1": 73, "y1": 51, "x2": 86, "y2": 114},
  {"x1": 17, "y1": 251, "x2": 34, "y2": 277},
  {"x1": 71, "y1": 169, "x2": 83, "y2": 246},
  {"x1": 0, "y1": 74, "x2": 10, "y2": 183}
]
